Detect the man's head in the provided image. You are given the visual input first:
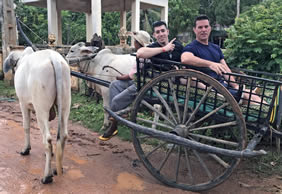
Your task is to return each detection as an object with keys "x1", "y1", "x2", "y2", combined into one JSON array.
[
  {"x1": 193, "y1": 15, "x2": 211, "y2": 44},
  {"x1": 152, "y1": 21, "x2": 169, "y2": 46},
  {"x1": 131, "y1": 30, "x2": 151, "y2": 50}
]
